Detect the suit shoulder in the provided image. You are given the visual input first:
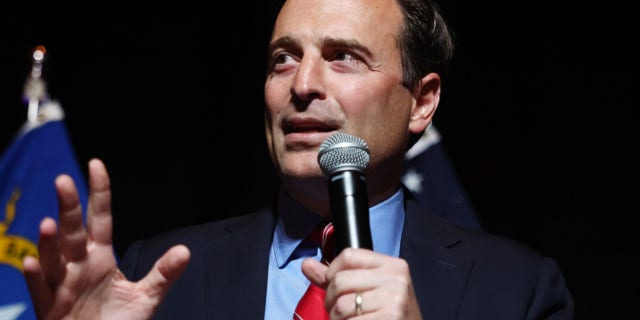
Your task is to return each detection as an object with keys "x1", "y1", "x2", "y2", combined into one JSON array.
[
  {"x1": 118, "y1": 209, "x2": 272, "y2": 276},
  {"x1": 452, "y1": 221, "x2": 546, "y2": 262},
  {"x1": 419, "y1": 210, "x2": 552, "y2": 270},
  {"x1": 141, "y1": 212, "x2": 257, "y2": 246}
]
